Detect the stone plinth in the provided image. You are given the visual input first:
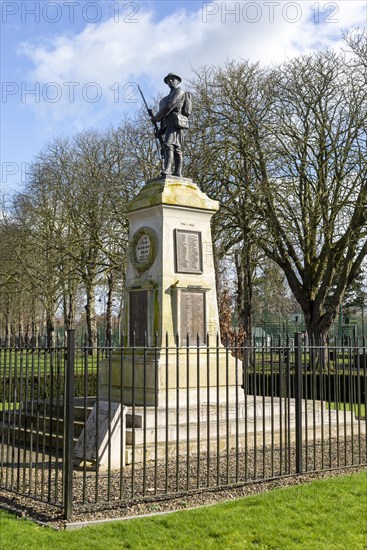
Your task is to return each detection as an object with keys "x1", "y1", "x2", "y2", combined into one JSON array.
[
  {"x1": 100, "y1": 347, "x2": 241, "y2": 406},
  {"x1": 100, "y1": 176, "x2": 240, "y2": 406}
]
